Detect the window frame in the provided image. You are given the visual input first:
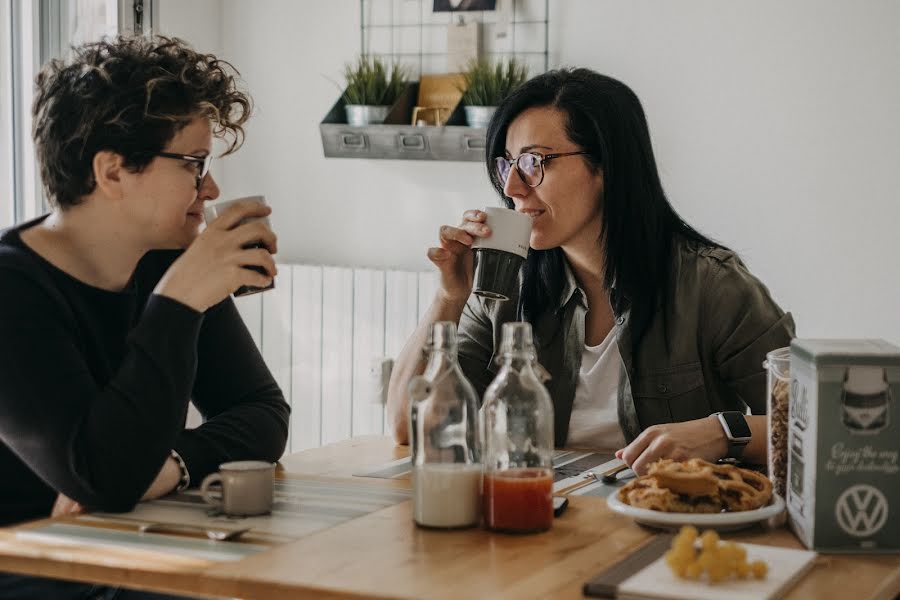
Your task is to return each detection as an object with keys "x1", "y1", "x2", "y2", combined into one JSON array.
[
  {"x1": 118, "y1": 0, "x2": 157, "y2": 37},
  {"x1": 9, "y1": 0, "x2": 41, "y2": 224},
  {"x1": 0, "y1": 0, "x2": 14, "y2": 228},
  {"x1": 3, "y1": 0, "x2": 156, "y2": 226}
]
